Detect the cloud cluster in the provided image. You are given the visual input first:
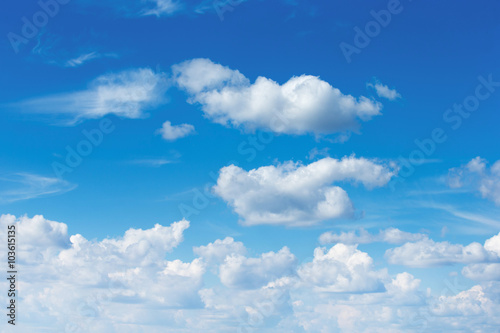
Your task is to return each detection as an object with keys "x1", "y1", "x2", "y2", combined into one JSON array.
[
  {"x1": 448, "y1": 157, "x2": 500, "y2": 205},
  {"x1": 2, "y1": 214, "x2": 500, "y2": 332},
  {"x1": 14, "y1": 59, "x2": 397, "y2": 139},
  {"x1": 213, "y1": 156, "x2": 396, "y2": 226},
  {"x1": 173, "y1": 58, "x2": 383, "y2": 136}
]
